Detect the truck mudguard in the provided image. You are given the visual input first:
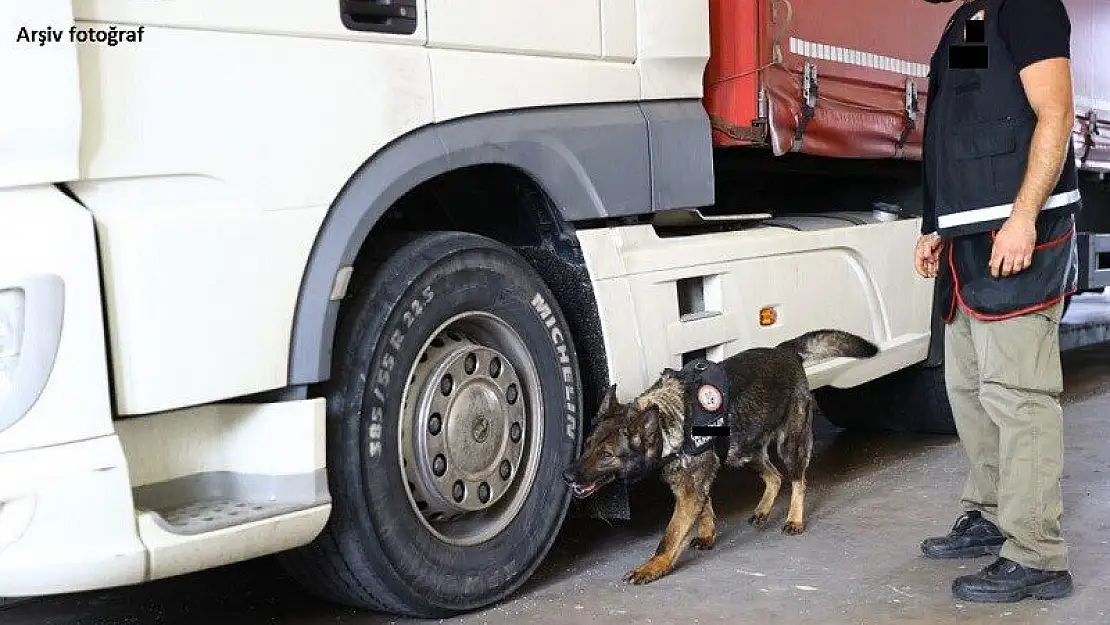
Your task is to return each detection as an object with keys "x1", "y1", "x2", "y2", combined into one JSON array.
[{"x1": 288, "y1": 100, "x2": 714, "y2": 384}]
